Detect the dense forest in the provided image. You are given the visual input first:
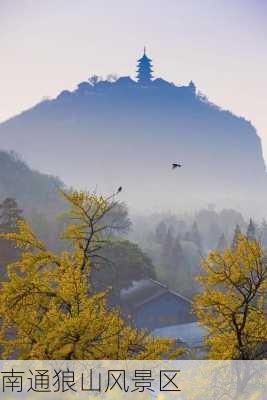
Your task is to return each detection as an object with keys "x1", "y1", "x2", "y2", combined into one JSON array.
[
  {"x1": 1, "y1": 150, "x2": 266, "y2": 299},
  {"x1": 0, "y1": 150, "x2": 266, "y2": 360},
  {"x1": 129, "y1": 207, "x2": 267, "y2": 297}
]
